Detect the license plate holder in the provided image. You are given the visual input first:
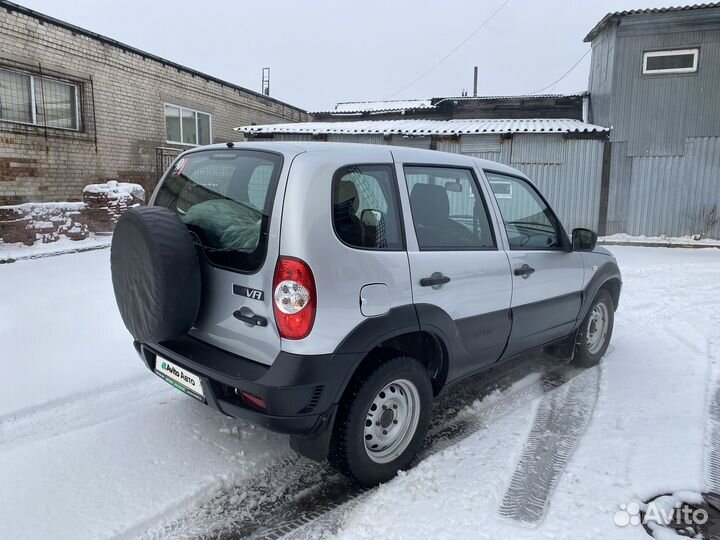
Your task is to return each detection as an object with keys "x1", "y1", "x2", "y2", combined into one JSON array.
[{"x1": 154, "y1": 356, "x2": 205, "y2": 402}]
